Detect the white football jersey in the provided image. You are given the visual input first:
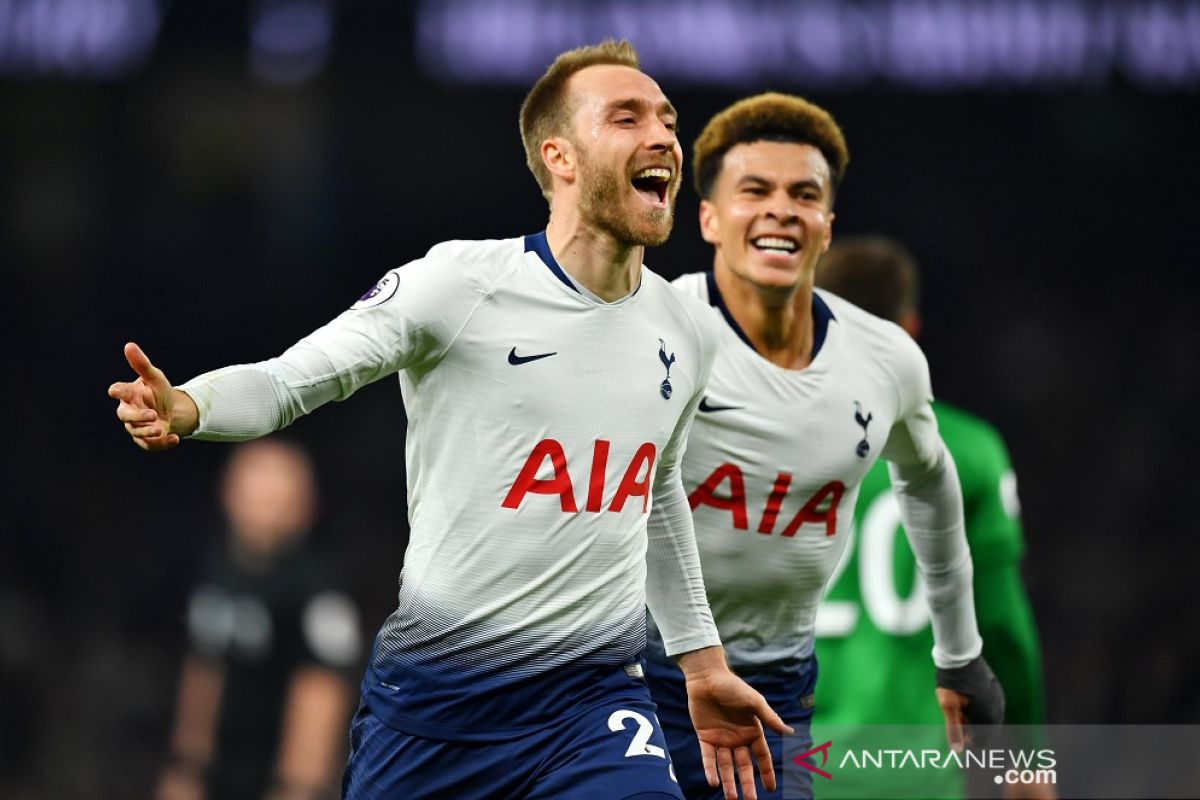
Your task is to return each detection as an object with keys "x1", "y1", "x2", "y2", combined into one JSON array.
[
  {"x1": 180, "y1": 235, "x2": 722, "y2": 738},
  {"x1": 659, "y1": 271, "x2": 946, "y2": 669}
]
